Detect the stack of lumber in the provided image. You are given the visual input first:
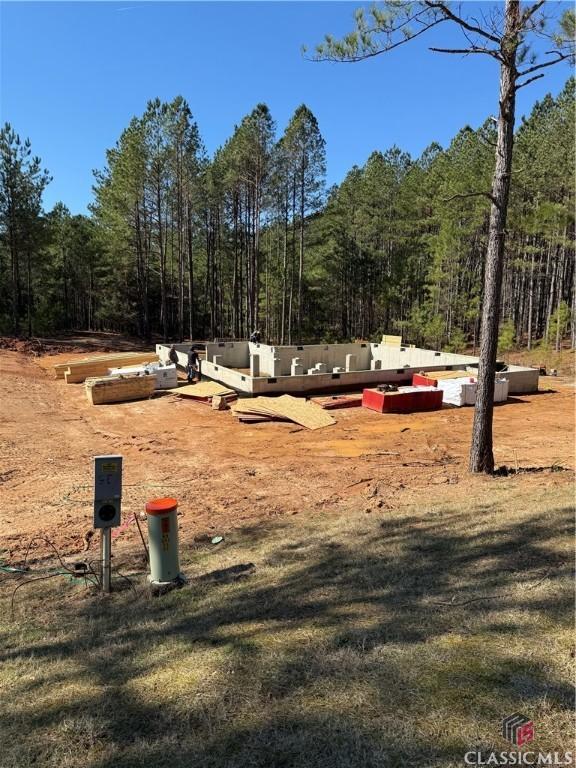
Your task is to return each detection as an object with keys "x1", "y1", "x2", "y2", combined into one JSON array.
[
  {"x1": 85, "y1": 375, "x2": 156, "y2": 405},
  {"x1": 55, "y1": 352, "x2": 158, "y2": 383},
  {"x1": 231, "y1": 395, "x2": 336, "y2": 430},
  {"x1": 412, "y1": 370, "x2": 469, "y2": 387},
  {"x1": 311, "y1": 394, "x2": 363, "y2": 410},
  {"x1": 172, "y1": 381, "x2": 237, "y2": 404}
]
